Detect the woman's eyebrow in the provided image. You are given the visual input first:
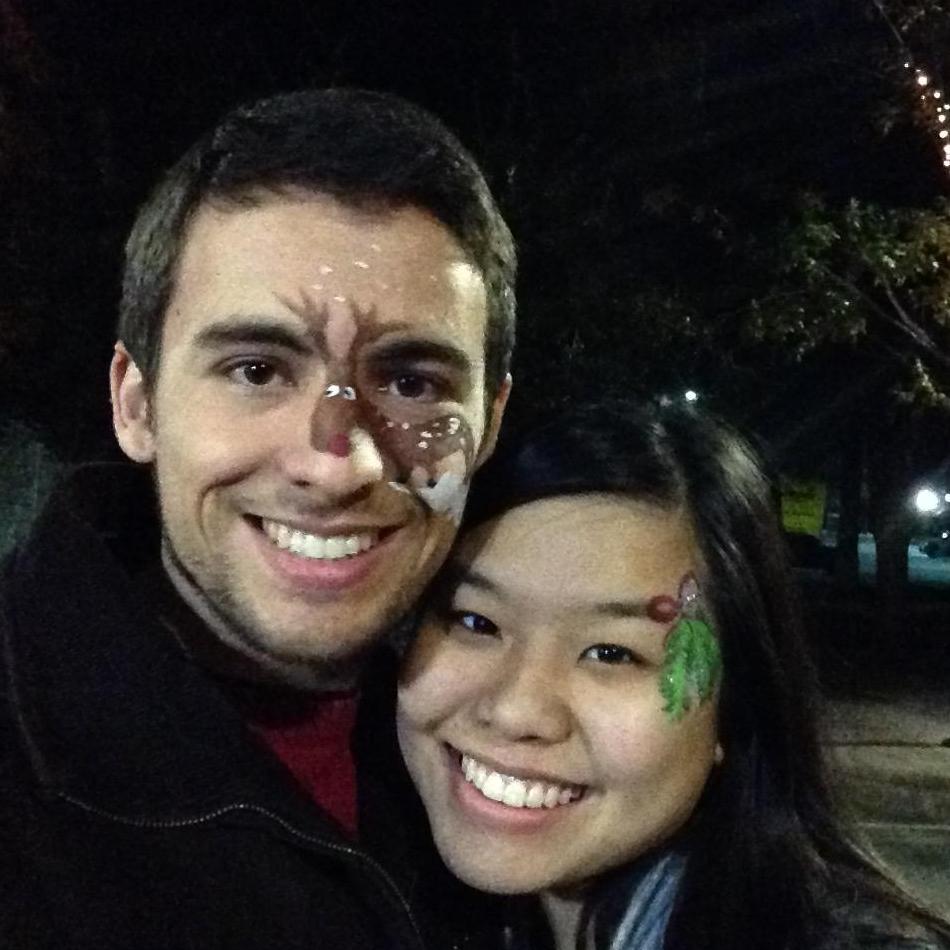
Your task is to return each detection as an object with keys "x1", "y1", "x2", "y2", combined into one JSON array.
[
  {"x1": 594, "y1": 600, "x2": 659, "y2": 619},
  {"x1": 445, "y1": 566, "x2": 500, "y2": 594}
]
